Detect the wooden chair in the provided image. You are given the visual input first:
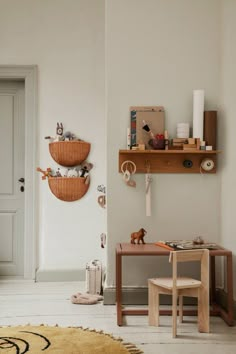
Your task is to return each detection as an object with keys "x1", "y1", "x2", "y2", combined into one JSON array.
[{"x1": 148, "y1": 249, "x2": 209, "y2": 338}]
